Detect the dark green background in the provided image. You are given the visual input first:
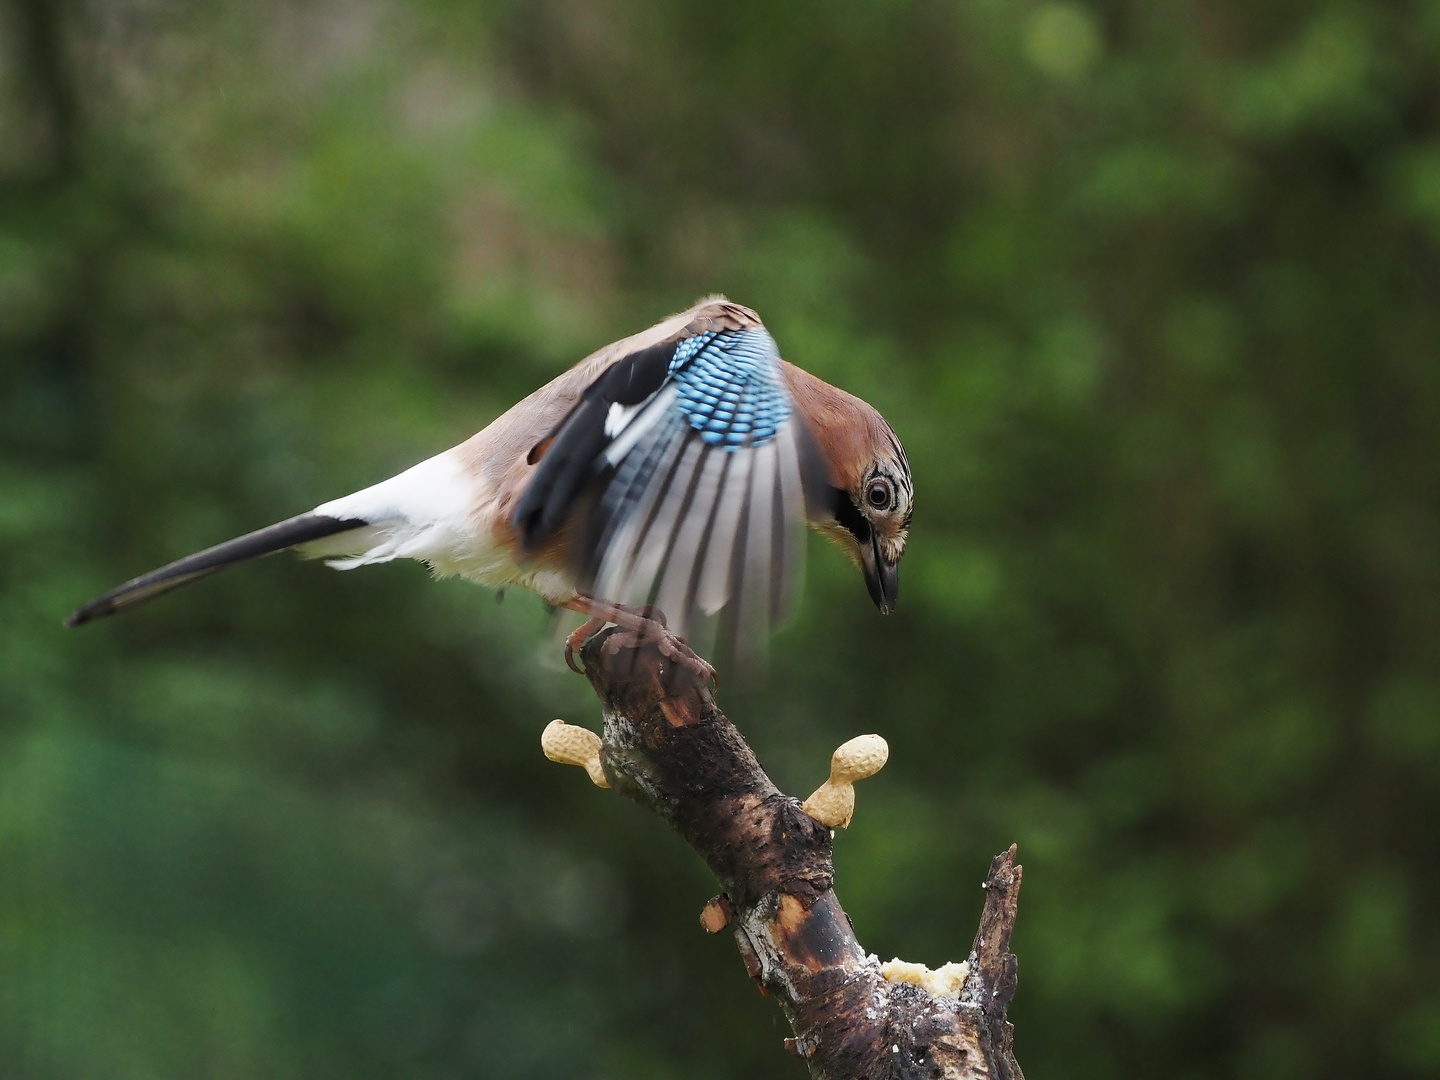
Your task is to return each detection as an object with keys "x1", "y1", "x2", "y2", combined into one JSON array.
[{"x1": 3, "y1": 0, "x2": 1439, "y2": 1076}]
